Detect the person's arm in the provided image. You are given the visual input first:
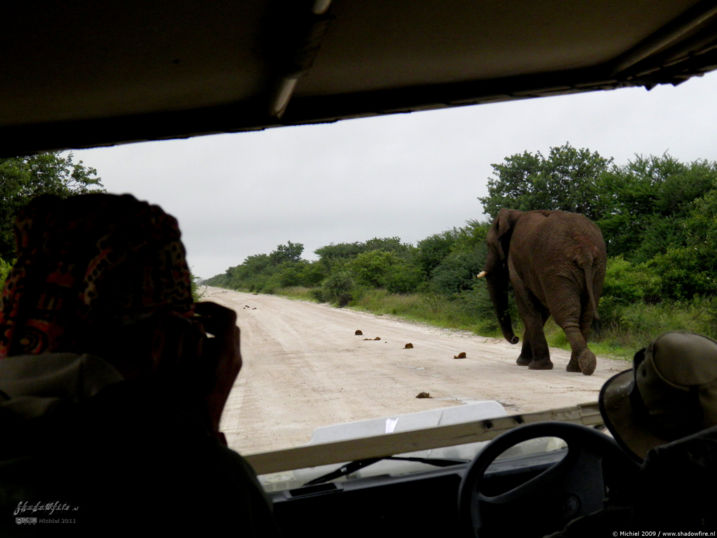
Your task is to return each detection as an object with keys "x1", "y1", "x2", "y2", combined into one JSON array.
[{"x1": 194, "y1": 301, "x2": 242, "y2": 438}]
